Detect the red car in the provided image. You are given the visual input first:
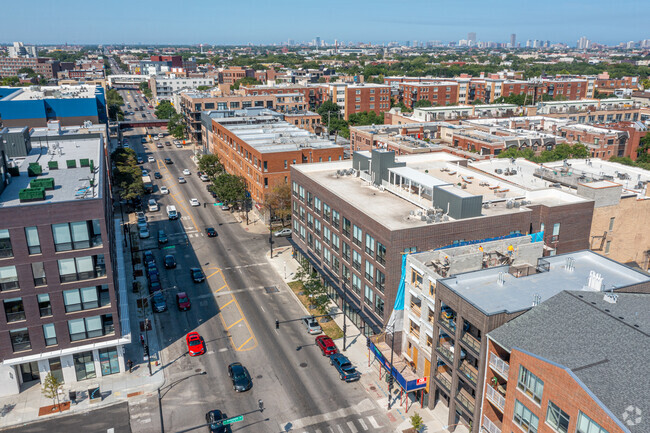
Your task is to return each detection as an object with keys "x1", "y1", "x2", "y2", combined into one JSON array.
[
  {"x1": 315, "y1": 335, "x2": 338, "y2": 356},
  {"x1": 186, "y1": 332, "x2": 205, "y2": 356},
  {"x1": 176, "y1": 292, "x2": 191, "y2": 311}
]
